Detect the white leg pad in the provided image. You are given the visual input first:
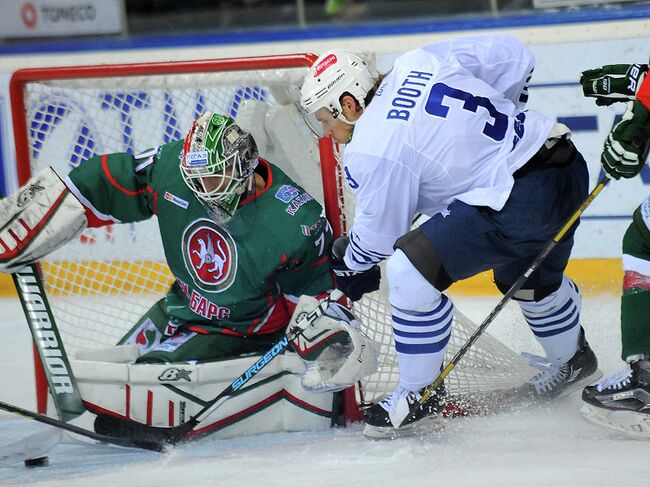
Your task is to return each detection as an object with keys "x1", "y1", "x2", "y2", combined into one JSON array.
[
  {"x1": 70, "y1": 353, "x2": 334, "y2": 438},
  {"x1": 74, "y1": 344, "x2": 140, "y2": 363}
]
